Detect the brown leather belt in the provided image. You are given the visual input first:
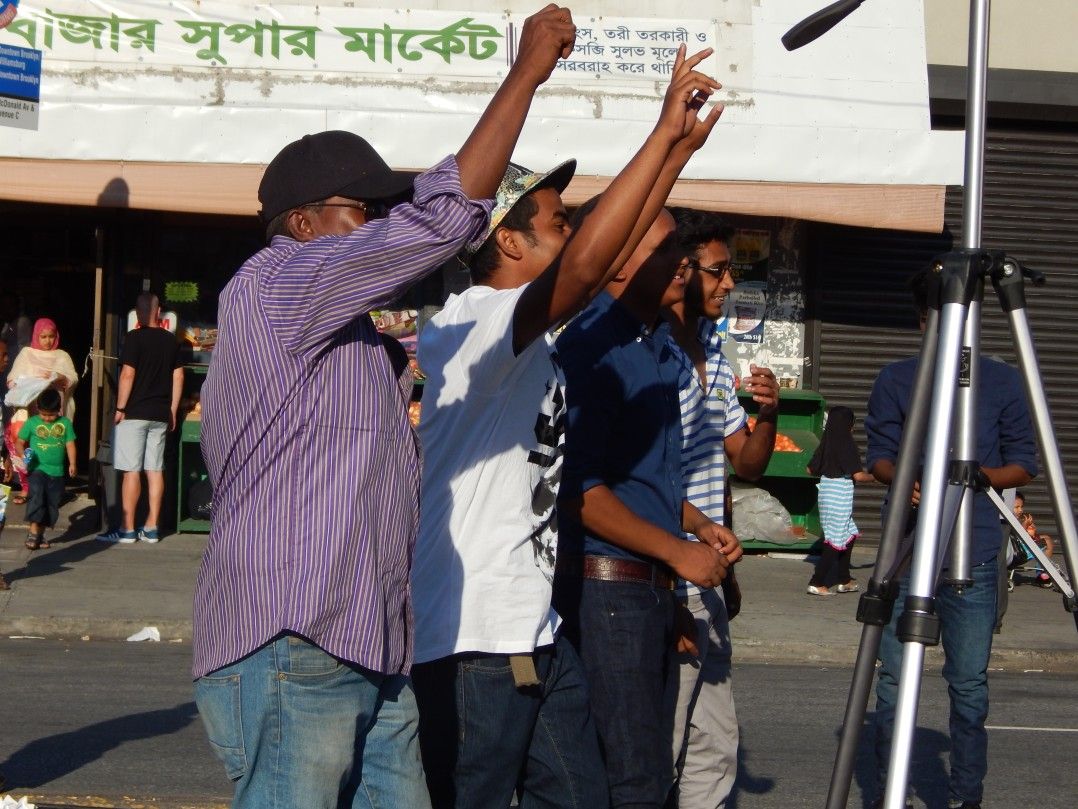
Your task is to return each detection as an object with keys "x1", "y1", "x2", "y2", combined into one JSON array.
[{"x1": 556, "y1": 554, "x2": 675, "y2": 591}]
